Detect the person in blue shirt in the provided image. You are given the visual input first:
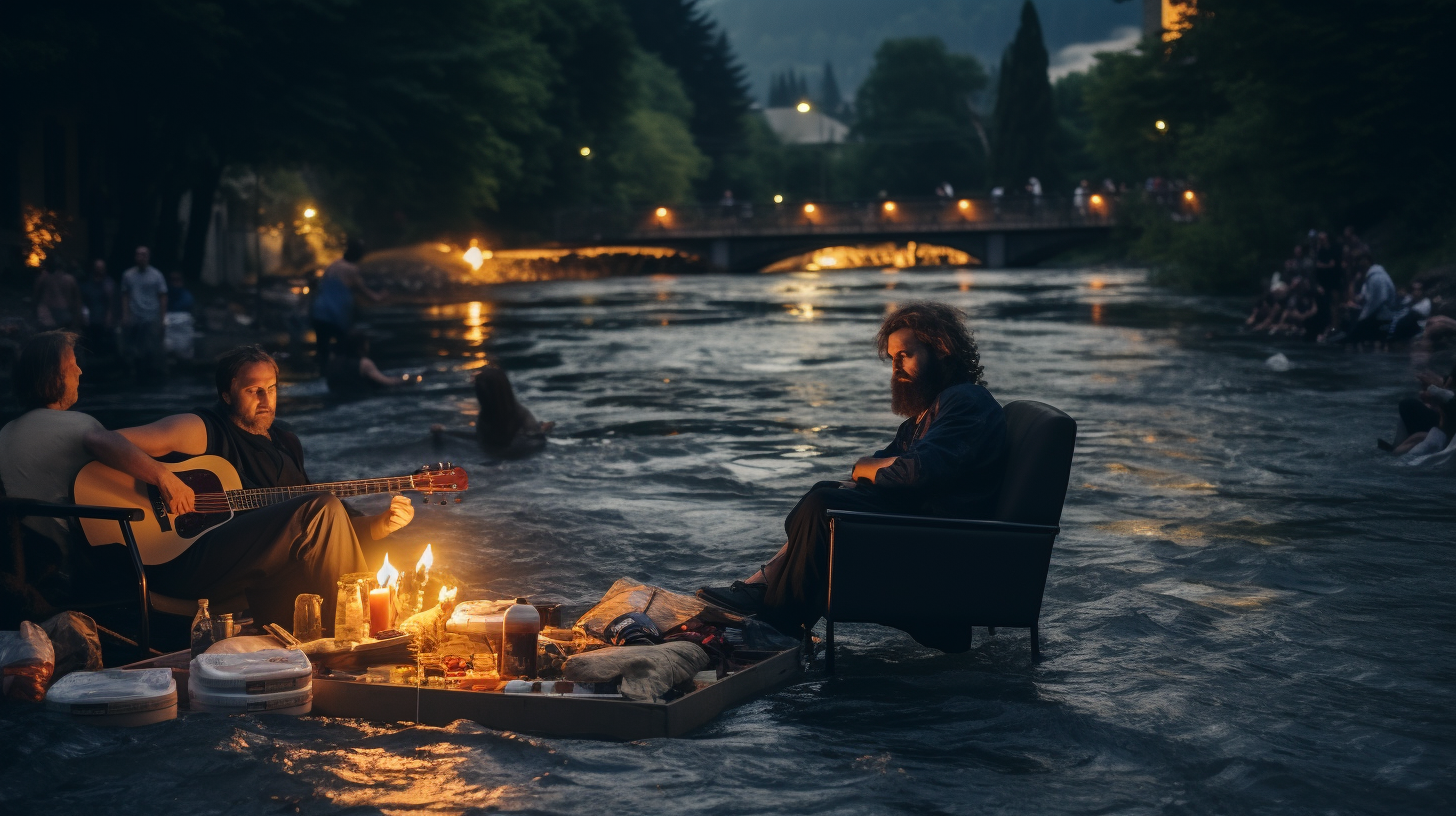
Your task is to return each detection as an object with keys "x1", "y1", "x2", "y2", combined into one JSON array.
[
  {"x1": 698, "y1": 302, "x2": 1008, "y2": 628},
  {"x1": 310, "y1": 237, "x2": 383, "y2": 371}
]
